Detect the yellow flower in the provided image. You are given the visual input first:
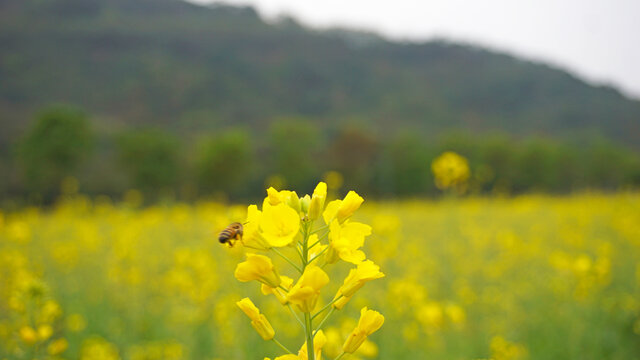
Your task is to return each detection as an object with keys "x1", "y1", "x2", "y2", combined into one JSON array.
[
  {"x1": 286, "y1": 265, "x2": 330, "y2": 312},
  {"x1": 243, "y1": 205, "x2": 270, "y2": 250},
  {"x1": 261, "y1": 275, "x2": 294, "y2": 305},
  {"x1": 48, "y1": 338, "x2": 69, "y2": 355},
  {"x1": 19, "y1": 326, "x2": 38, "y2": 344},
  {"x1": 331, "y1": 293, "x2": 351, "y2": 310},
  {"x1": 337, "y1": 260, "x2": 385, "y2": 299},
  {"x1": 325, "y1": 220, "x2": 371, "y2": 264},
  {"x1": 266, "y1": 187, "x2": 292, "y2": 206},
  {"x1": 343, "y1": 307, "x2": 384, "y2": 354},
  {"x1": 431, "y1": 151, "x2": 470, "y2": 191},
  {"x1": 308, "y1": 182, "x2": 327, "y2": 220},
  {"x1": 235, "y1": 254, "x2": 281, "y2": 288},
  {"x1": 323, "y1": 191, "x2": 364, "y2": 224},
  {"x1": 37, "y1": 324, "x2": 53, "y2": 340},
  {"x1": 266, "y1": 188, "x2": 301, "y2": 213},
  {"x1": 237, "y1": 298, "x2": 276, "y2": 340},
  {"x1": 298, "y1": 330, "x2": 327, "y2": 360},
  {"x1": 261, "y1": 203, "x2": 300, "y2": 247}
]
